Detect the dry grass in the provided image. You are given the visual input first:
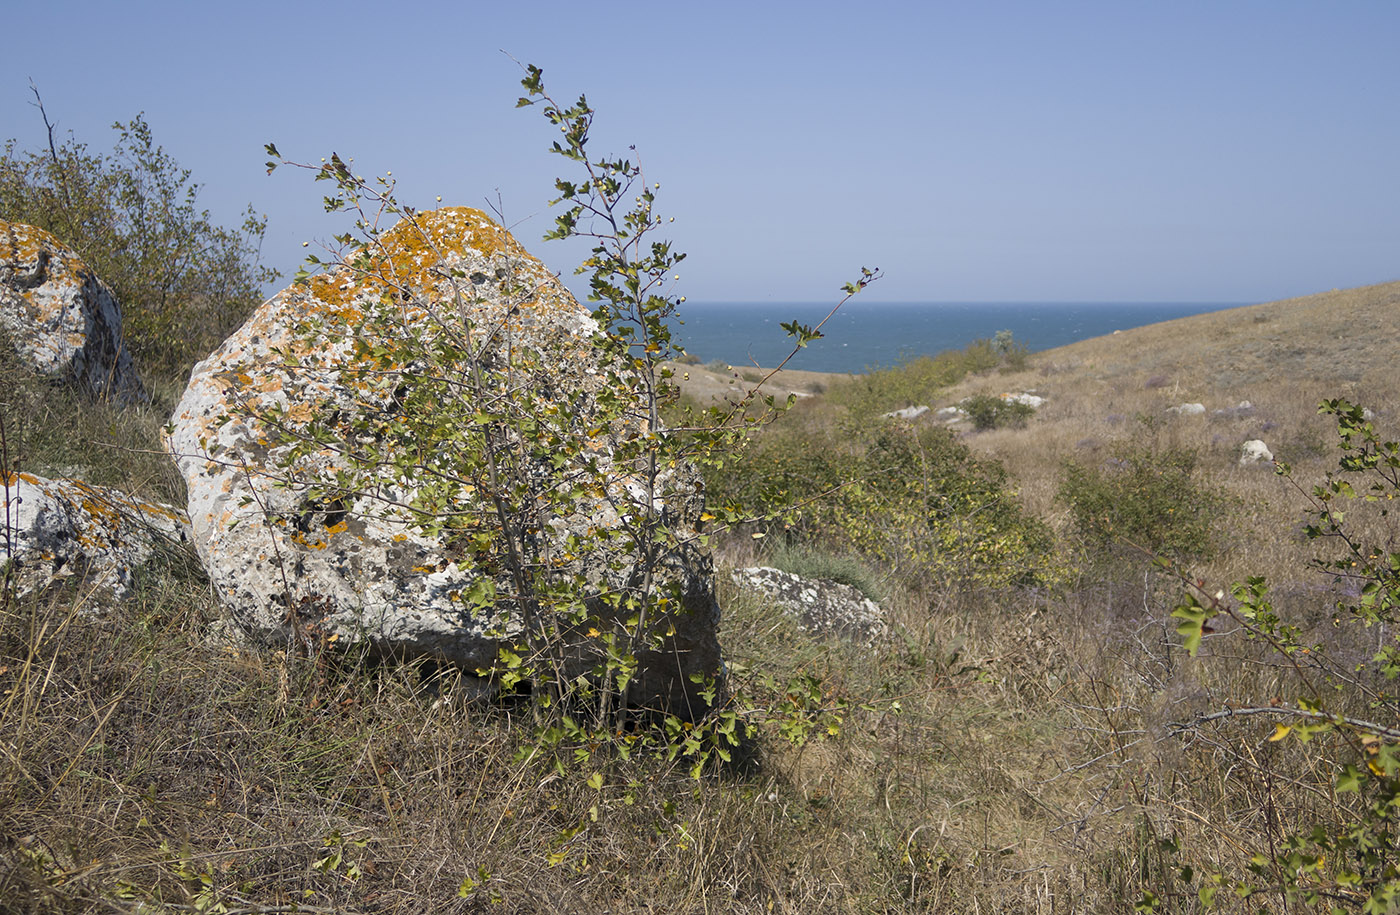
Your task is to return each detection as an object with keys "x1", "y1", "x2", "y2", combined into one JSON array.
[
  {"x1": 943, "y1": 281, "x2": 1400, "y2": 584},
  {"x1": 5, "y1": 282, "x2": 1400, "y2": 912}
]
